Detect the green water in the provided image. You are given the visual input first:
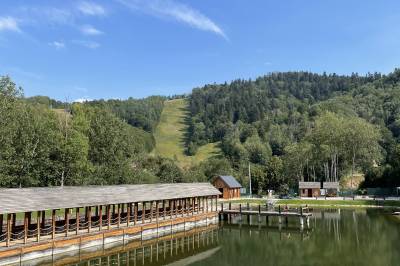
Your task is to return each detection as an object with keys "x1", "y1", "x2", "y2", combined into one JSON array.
[{"x1": 64, "y1": 209, "x2": 399, "y2": 266}]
